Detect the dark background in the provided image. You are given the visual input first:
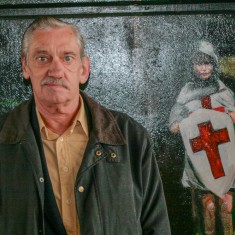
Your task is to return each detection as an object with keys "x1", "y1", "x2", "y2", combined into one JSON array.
[{"x1": 1, "y1": 1, "x2": 235, "y2": 234}]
